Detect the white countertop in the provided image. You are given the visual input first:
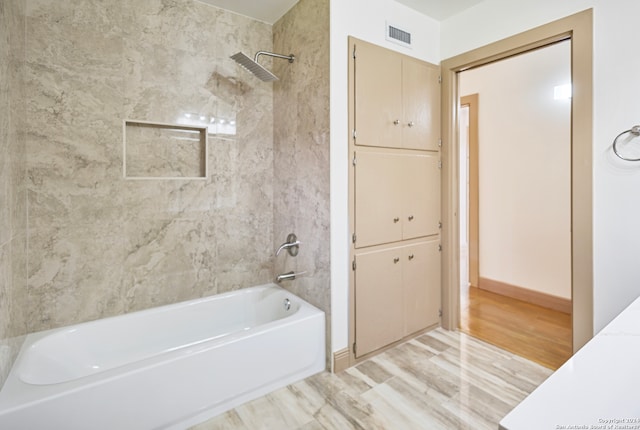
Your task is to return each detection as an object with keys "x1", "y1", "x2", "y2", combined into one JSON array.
[{"x1": 499, "y1": 295, "x2": 640, "y2": 430}]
